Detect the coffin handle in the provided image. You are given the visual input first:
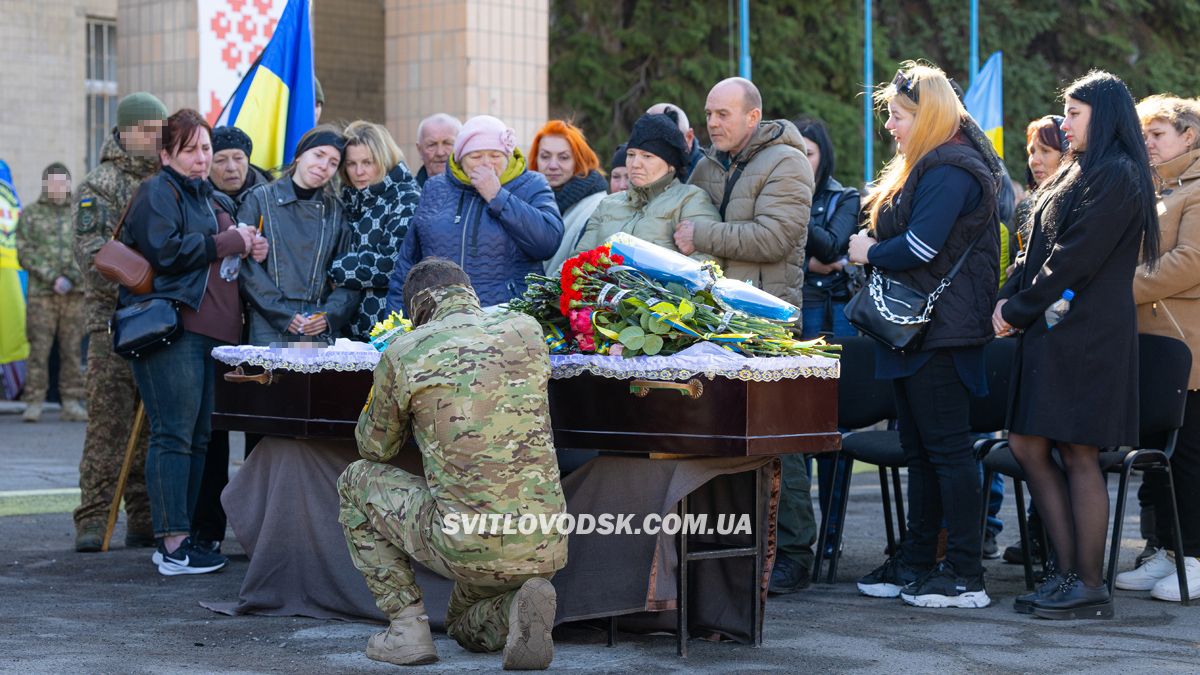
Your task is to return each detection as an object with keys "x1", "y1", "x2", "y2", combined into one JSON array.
[
  {"x1": 629, "y1": 378, "x2": 704, "y2": 400},
  {"x1": 223, "y1": 366, "x2": 276, "y2": 386}
]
